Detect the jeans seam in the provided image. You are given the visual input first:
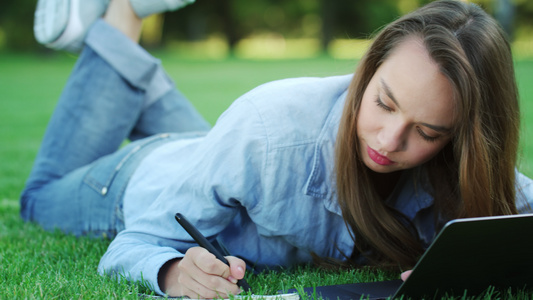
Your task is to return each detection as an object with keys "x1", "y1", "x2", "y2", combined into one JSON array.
[{"x1": 83, "y1": 134, "x2": 171, "y2": 196}]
